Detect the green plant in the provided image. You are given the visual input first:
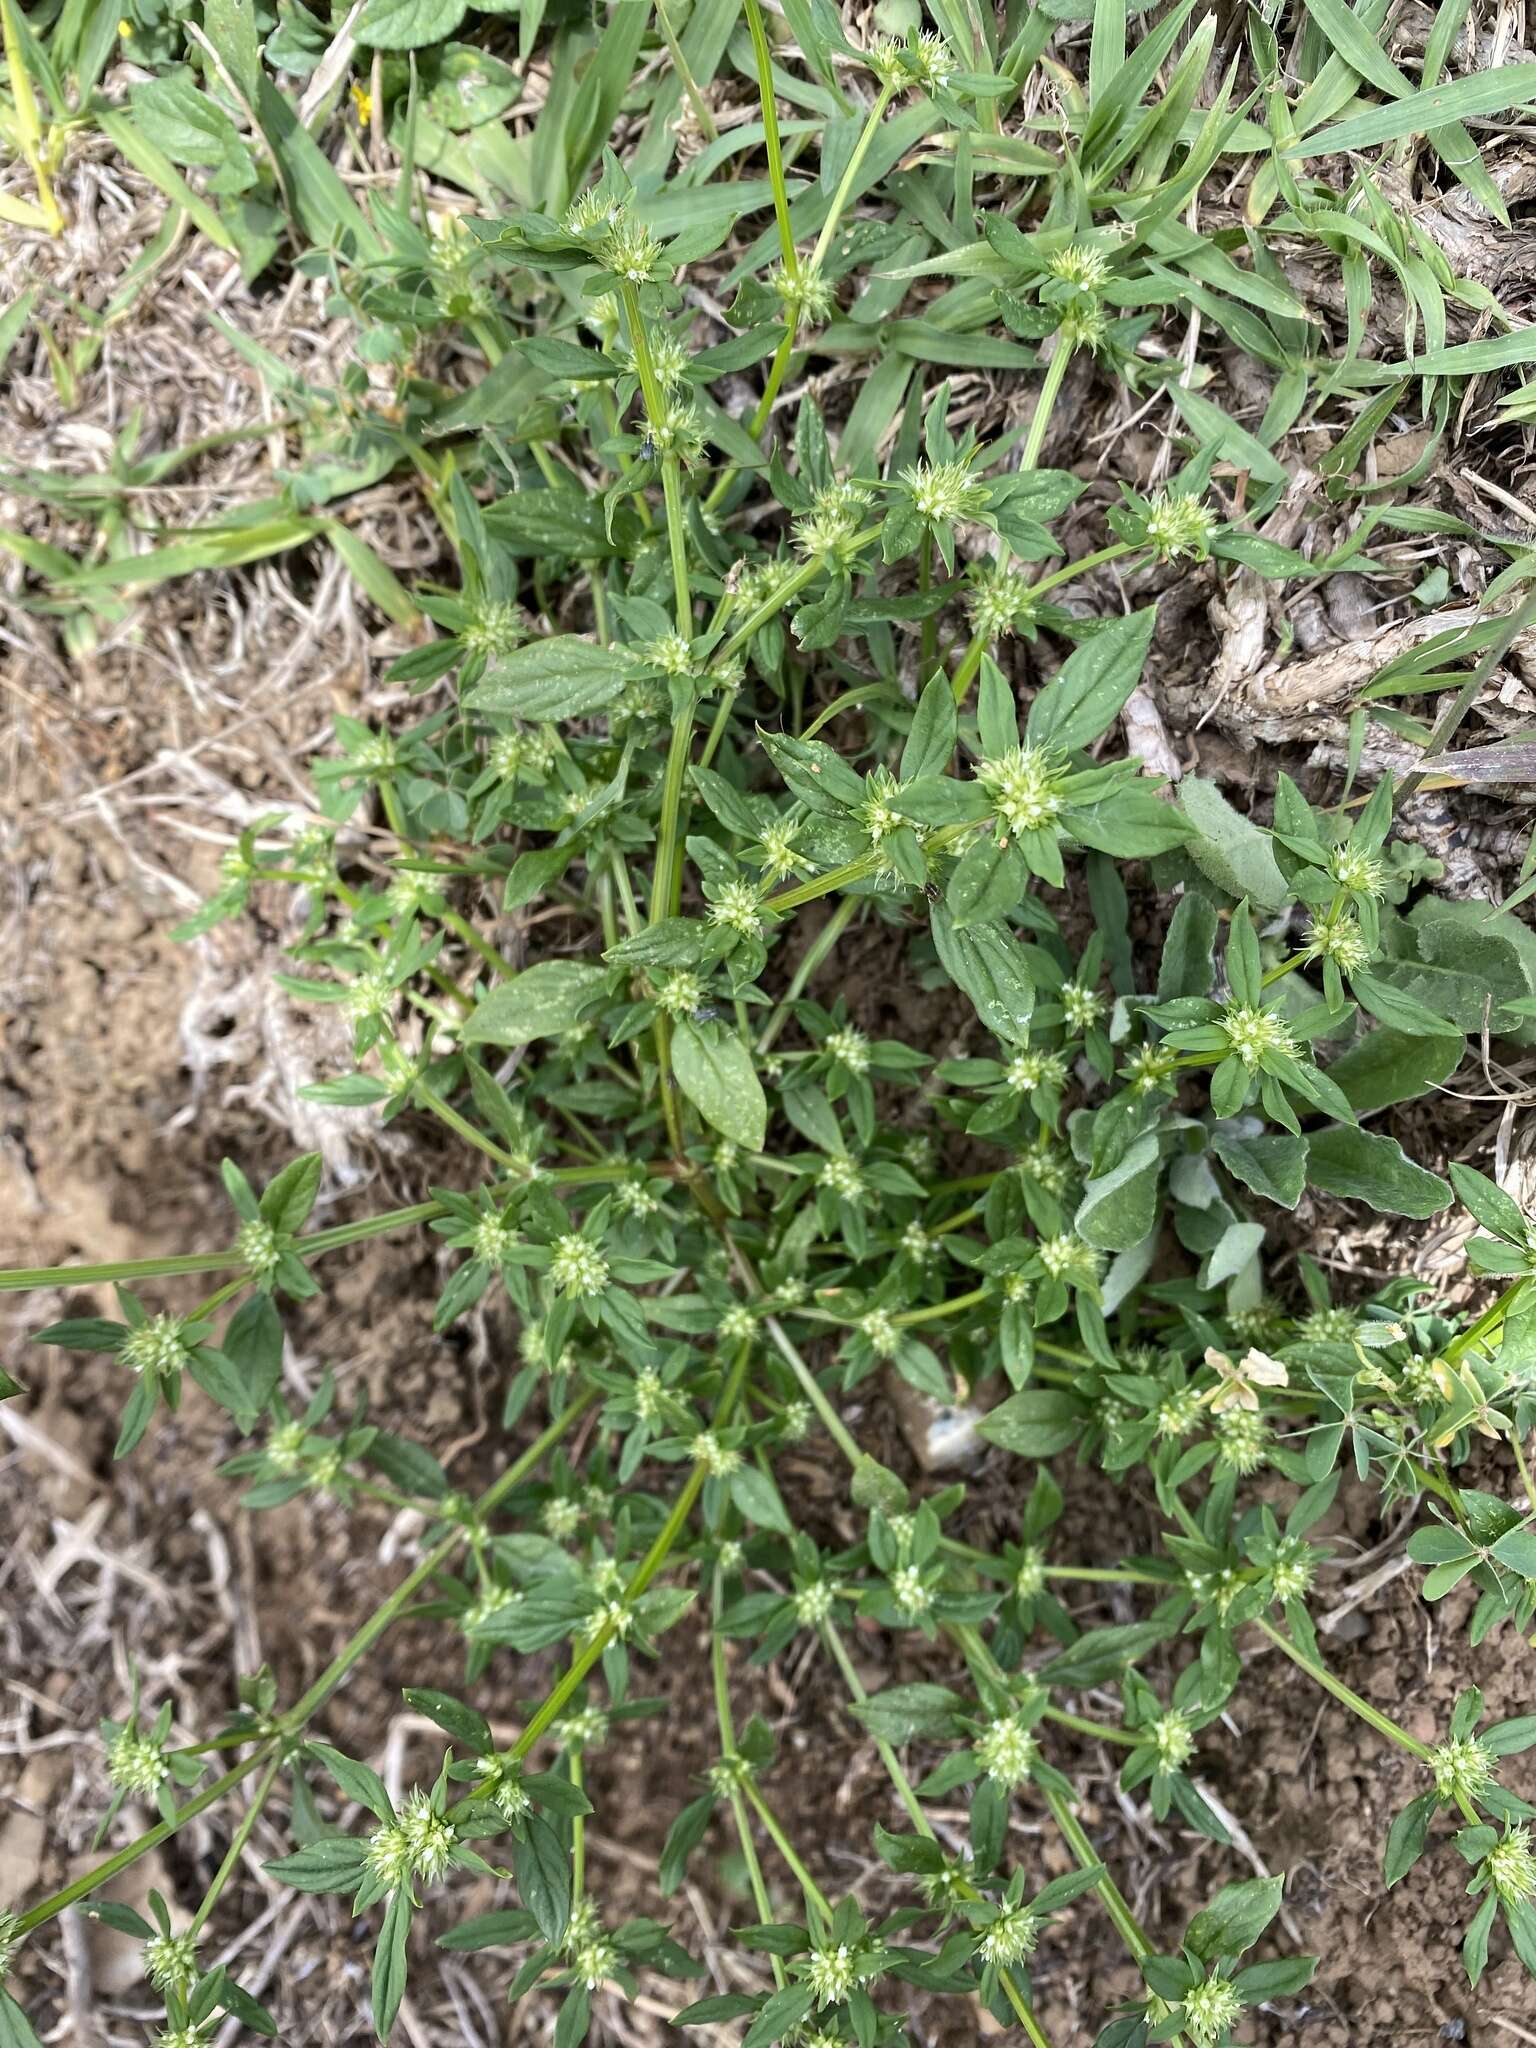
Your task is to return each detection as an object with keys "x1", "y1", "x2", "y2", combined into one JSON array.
[{"x1": 6, "y1": 2, "x2": 1536, "y2": 2045}]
